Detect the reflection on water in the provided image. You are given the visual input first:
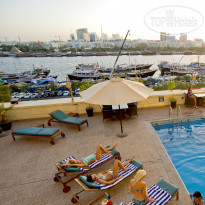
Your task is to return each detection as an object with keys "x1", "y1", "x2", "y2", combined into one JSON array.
[{"x1": 0, "y1": 55, "x2": 205, "y2": 81}]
